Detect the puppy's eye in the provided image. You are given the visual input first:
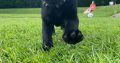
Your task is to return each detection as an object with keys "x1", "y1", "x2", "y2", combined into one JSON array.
[
  {"x1": 78, "y1": 32, "x2": 82, "y2": 36},
  {"x1": 63, "y1": 35, "x2": 67, "y2": 39}
]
